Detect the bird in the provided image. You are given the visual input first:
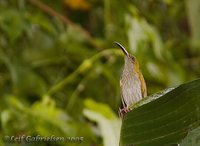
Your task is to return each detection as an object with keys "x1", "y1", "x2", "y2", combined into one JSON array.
[{"x1": 115, "y1": 42, "x2": 147, "y2": 118}]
